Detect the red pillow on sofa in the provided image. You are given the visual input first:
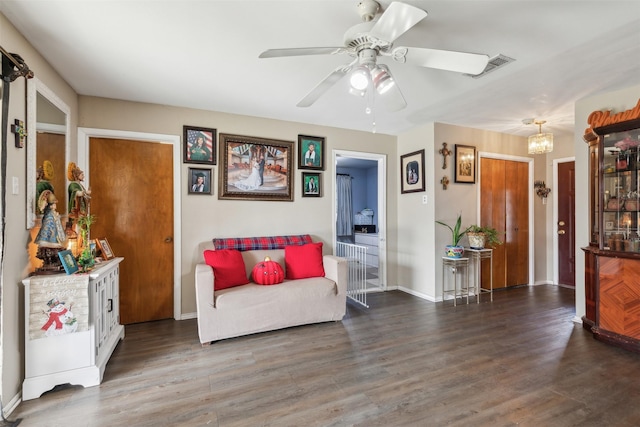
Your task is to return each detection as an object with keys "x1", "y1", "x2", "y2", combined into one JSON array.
[
  {"x1": 203, "y1": 249, "x2": 249, "y2": 290},
  {"x1": 284, "y1": 242, "x2": 325, "y2": 280}
]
